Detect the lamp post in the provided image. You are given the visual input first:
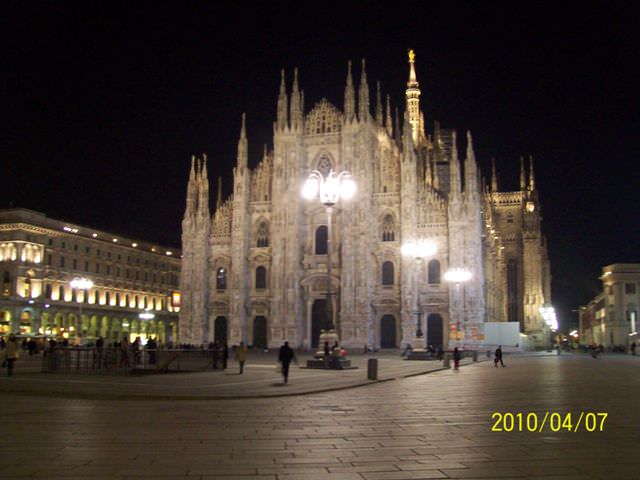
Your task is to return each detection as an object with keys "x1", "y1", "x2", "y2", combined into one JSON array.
[
  {"x1": 540, "y1": 306, "x2": 558, "y2": 351},
  {"x1": 302, "y1": 168, "x2": 356, "y2": 346},
  {"x1": 444, "y1": 268, "x2": 472, "y2": 346},
  {"x1": 70, "y1": 277, "x2": 93, "y2": 338},
  {"x1": 401, "y1": 240, "x2": 437, "y2": 351}
]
